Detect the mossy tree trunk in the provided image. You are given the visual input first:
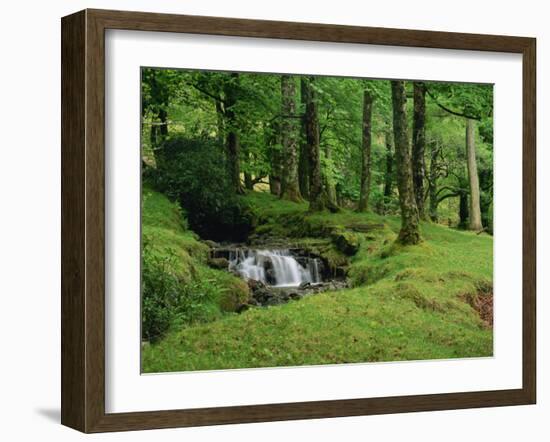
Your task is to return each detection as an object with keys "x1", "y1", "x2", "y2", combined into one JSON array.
[
  {"x1": 298, "y1": 78, "x2": 310, "y2": 200},
  {"x1": 466, "y1": 118, "x2": 483, "y2": 230},
  {"x1": 358, "y1": 89, "x2": 374, "y2": 212},
  {"x1": 224, "y1": 73, "x2": 244, "y2": 194},
  {"x1": 459, "y1": 189, "x2": 469, "y2": 228},
  {"x1": 391, "y1": 80, "x2": 421, "y2": 245},
  {"x1": 280, "y1": 75, "x2": 302, "y2": 202},
  {"x1": 304, "y1": 77, "x2": 325, "y2": 211},
  {"x1": 383, "y1": 129, "x2": 393, "y2": 213},
  {"x1": 323, "y1": 144, "x2": 338, "y2": 207},
  {"x1": 412, "y1": 82, "x2": 427, "y2": 219},
  {"x1": 268, "y1": 119, "x2": 282, "y2": 196},
  {"x1": 428, "y1": 140, "x2": 439, "y2": 222}
]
